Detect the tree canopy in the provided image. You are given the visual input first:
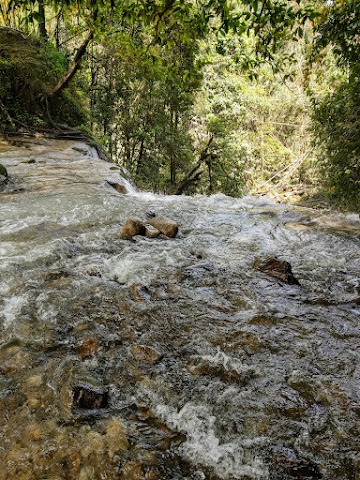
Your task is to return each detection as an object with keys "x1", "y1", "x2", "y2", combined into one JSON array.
[{"x1": 0, "y1": 0, "x2": 359, "y2": 209}]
